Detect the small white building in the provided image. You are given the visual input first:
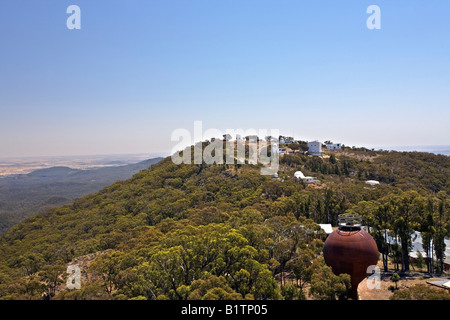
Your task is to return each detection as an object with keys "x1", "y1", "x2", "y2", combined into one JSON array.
[
  {"x1": 307, "y1": 140, "x2": 323, "y2": 156},
  {"x1": 365, "y1": 180, "x2": 380, "y2": 186},
  {"x1": 325, "y1": 142, "x2": 342, "y2": 150},
  {"x1": 319, "y1": 224, "x2": 333, "y2": 235},
  {"x1": 294, "y1": 171, "x2": 318, "y2": 184},
  {"x1": 279, "y1": 136, "x2": 294, "y2": 145},
  {"x1": 272, "y1": 172, "x2": 283, "y2": 182}
]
